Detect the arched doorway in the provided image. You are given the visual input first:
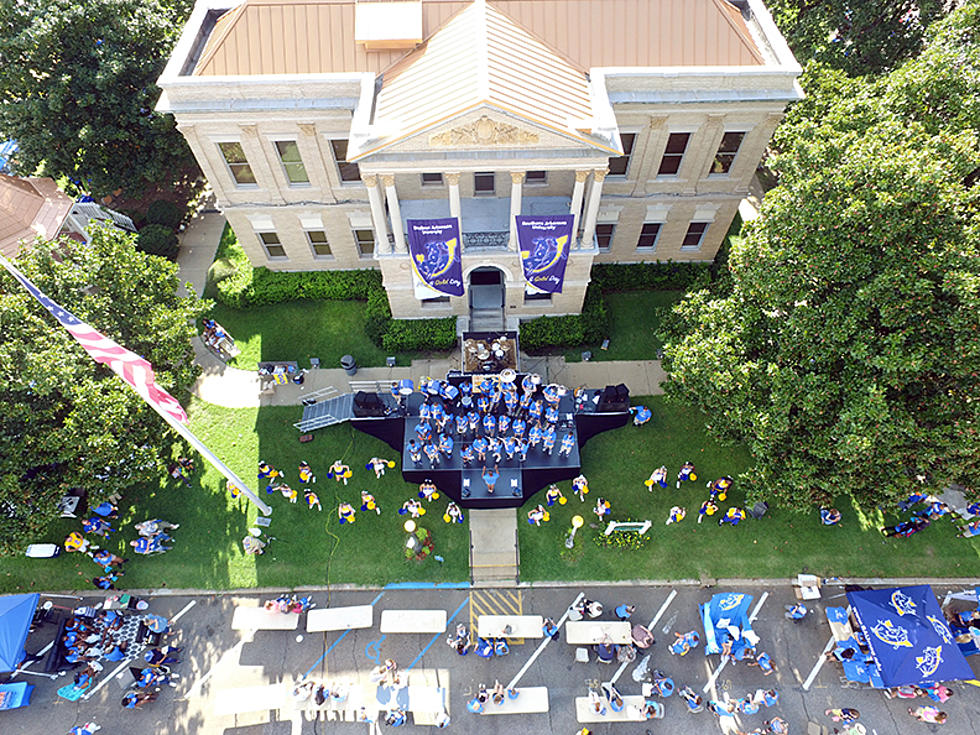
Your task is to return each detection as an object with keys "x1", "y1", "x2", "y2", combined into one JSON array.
[{"x1": 468, "y1": 266, "x2": 505, "y2": 330}]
